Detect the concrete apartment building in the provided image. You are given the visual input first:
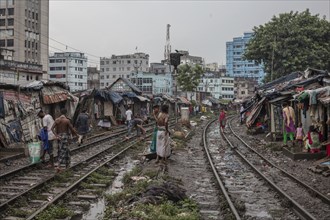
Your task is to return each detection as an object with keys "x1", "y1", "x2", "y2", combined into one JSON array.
[
  {"x1": 178, "y1": 50, "x2": 204, "y2": 67},
  {"x1": 197, "y1": 73, "x2": 234, "y2": 100},
  {"x1": 100, "y1": 53, "x2": 149, "y2": 88},
  {"x1": 226, "y1": 32, "x2": 265, "y2": 83},
  {"x1": 234, "y1": 77, "x2": 258, "y2": 100},
  {"x1": 49, "y1": 52, "x2": 87, "y2": 92},
  {"x1": 0, "y1": 0, "x2": 49, "y2": 75},
  {"x1": 87, "y1": 67, "x2": 100, "y2": 89},
  {"x1": 128, "y1": 63, "x2": 173, "y2": 95}
]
